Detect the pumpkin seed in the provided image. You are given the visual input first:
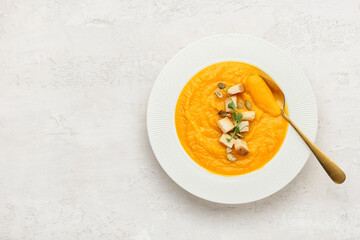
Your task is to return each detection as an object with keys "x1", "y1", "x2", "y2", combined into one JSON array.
[
  {"x1": 245, "y1": 100, "x2": 252, "y2": 110},
  {"x1": 237, "y1": 102, "x2": 244, "y2": 108},
  {"x1": 214, "y1": 88, "x2": 223, "y2": 98},
  {"x1": 218, "y1": 110, "x2": 229, "y2": 117},
  {"x1": 226, "y1": 147, "x2": 232, "y2": 154},
  {"x1": 227, "y1": 153, "x2": 237, "y2": 162},
  {"x1": 237, "y1": 99, "x2": 244, "y2": 108},
  {"x1": 228, "y1": 132, "x2": 239, "y2": 139},
  {"x1": 218, "y1": 82, "x2": 226, "y2": 89},
  {"x1": 237, "y1": 133, "x2": 244, "y2": 138}
]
